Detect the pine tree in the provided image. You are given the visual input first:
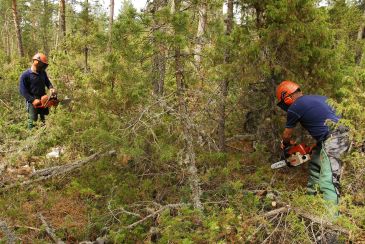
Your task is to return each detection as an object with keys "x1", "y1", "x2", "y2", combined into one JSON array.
[{"x1": 12, "y1": 0, "x2": 24, "y2": 57}]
